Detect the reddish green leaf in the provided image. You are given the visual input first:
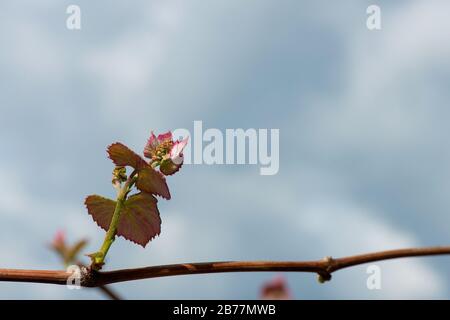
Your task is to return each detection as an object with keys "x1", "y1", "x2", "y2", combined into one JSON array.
[
  {"x1": 85, "y1": 193, "x2": 161, "y2": 247},
  {"x1": 85, "y1": 195, "x2": 116, "y2": 231},
  {"x1": 118, "y1": 192, "x2": 161, "y2": 247},
  {"x1": 107, "y1": 143, "x2": 147, "y2": 170},
  {"x1": 136, "y1": 166, "x2": 171, "y2": 200}
]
